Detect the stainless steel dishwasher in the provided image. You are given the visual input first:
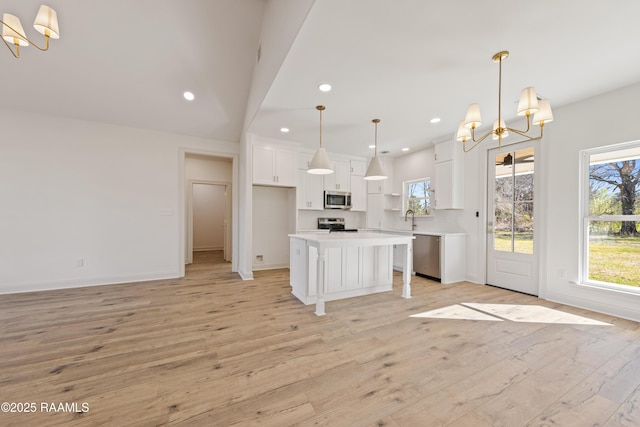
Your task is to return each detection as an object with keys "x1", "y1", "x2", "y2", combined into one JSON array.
[{"x1": 413, "y1": 234, "x2": 440, "y2": 281}]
